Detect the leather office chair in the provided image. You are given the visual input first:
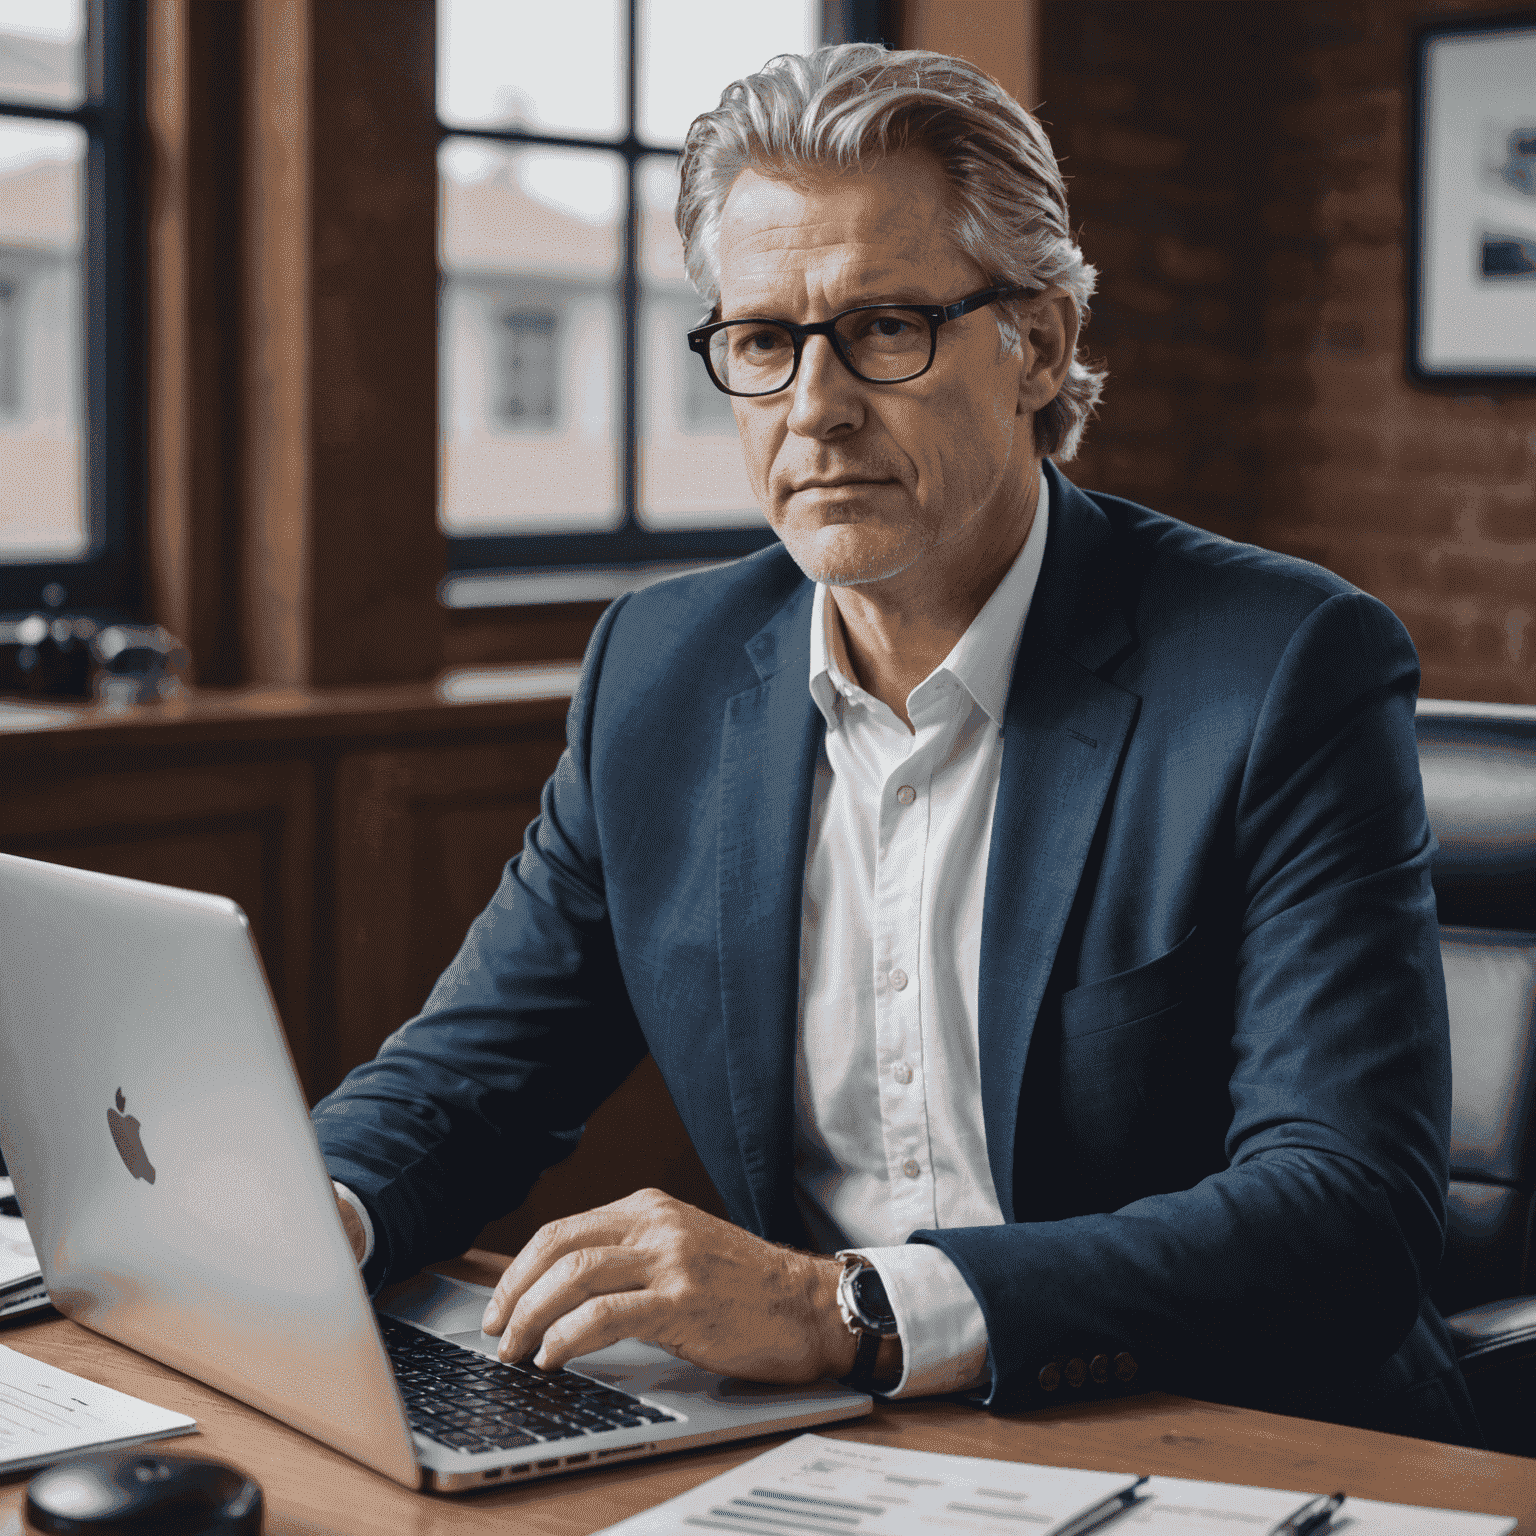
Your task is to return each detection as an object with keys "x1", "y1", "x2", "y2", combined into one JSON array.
[{"x1": 1418, "y1": 699, "x2": 1536, "y2": 1456}]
